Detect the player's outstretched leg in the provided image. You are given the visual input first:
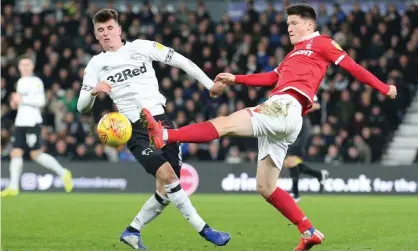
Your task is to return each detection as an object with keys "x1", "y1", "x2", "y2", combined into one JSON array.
[
  {"x1": 257, "y1": 156, "x2": 325, "y2": 250},
  {"x1": 160, "y1": 163, "x2": 230, "y2": 246},
  {"x1": 1, "y1": 148, "x2": 24, "y2": 197},
  {"x1": 298, "y1": 162, "x2": 329, "y2": 193},
  {"x1": 140, "y1": 108, "x2": 253, "y2": 149},
  {"x1": 30, "y1": 150, "x2": 73, "y2": 192}
]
